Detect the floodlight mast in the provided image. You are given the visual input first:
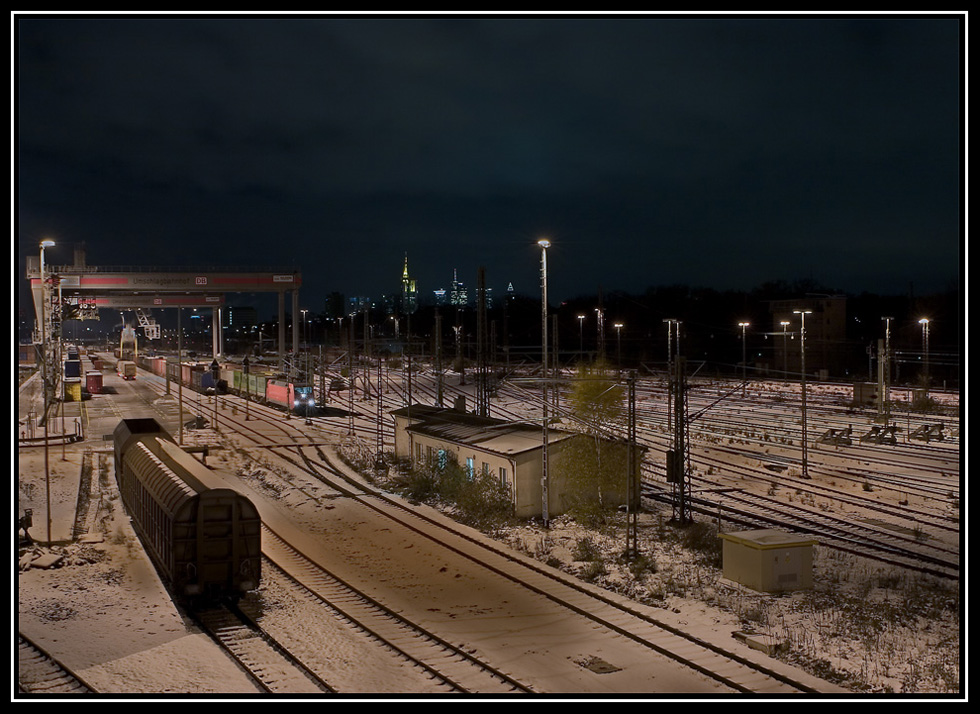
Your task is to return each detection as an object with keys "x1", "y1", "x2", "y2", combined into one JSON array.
[
  {"x1": 538, "y1": 238, "x2": 551, "y2": 527},
  {"x1": 794, "y1": 310, "x2": 813, "y2": 480}
]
